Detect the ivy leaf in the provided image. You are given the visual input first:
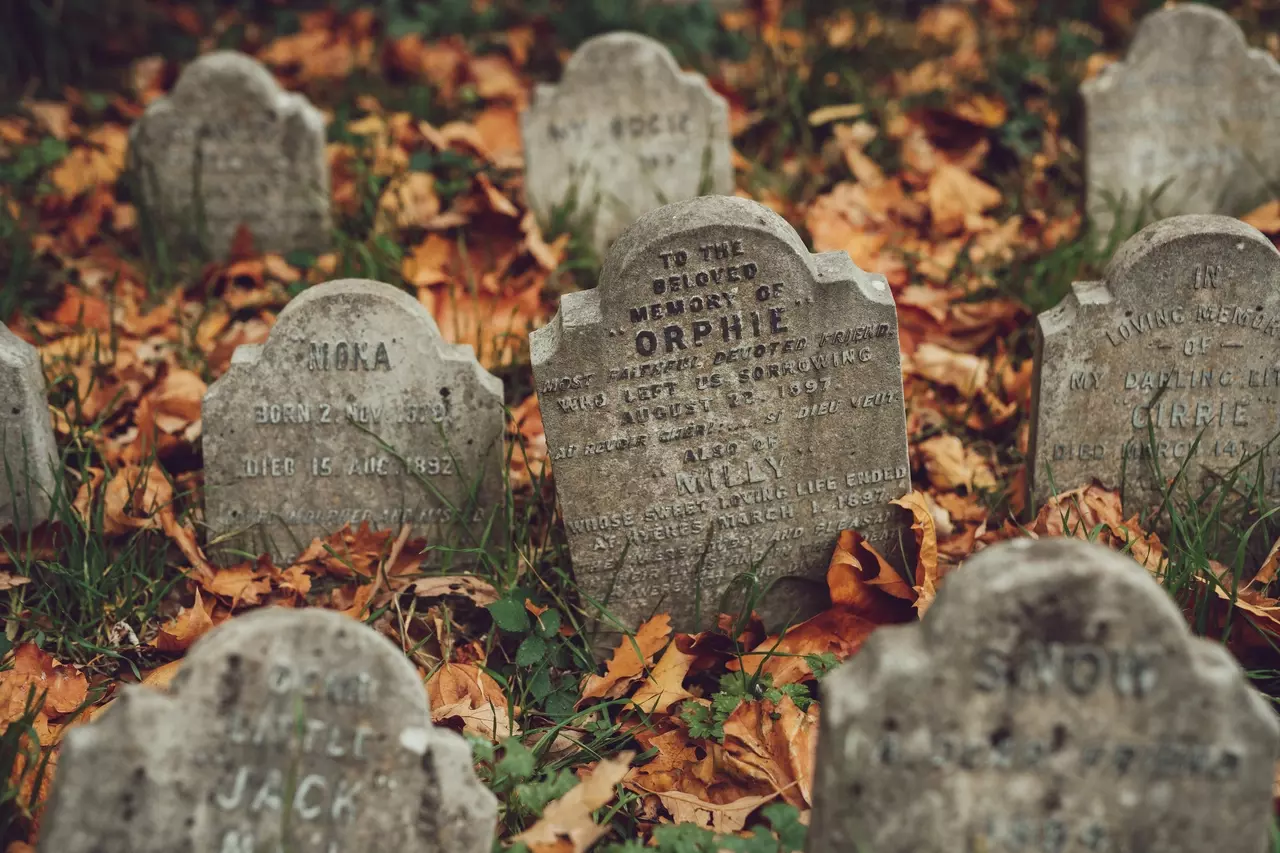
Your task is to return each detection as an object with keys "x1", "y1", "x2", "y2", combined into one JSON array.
[
  {"x1": 496, "y1": 737, "x2": 536, "y2": 783},
  {"x1": 516, "y1": 634, "x2": 548, "y2": 667},
  {"x1": 488, "y1": 596, "x2": 531, "y2": 633}
]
